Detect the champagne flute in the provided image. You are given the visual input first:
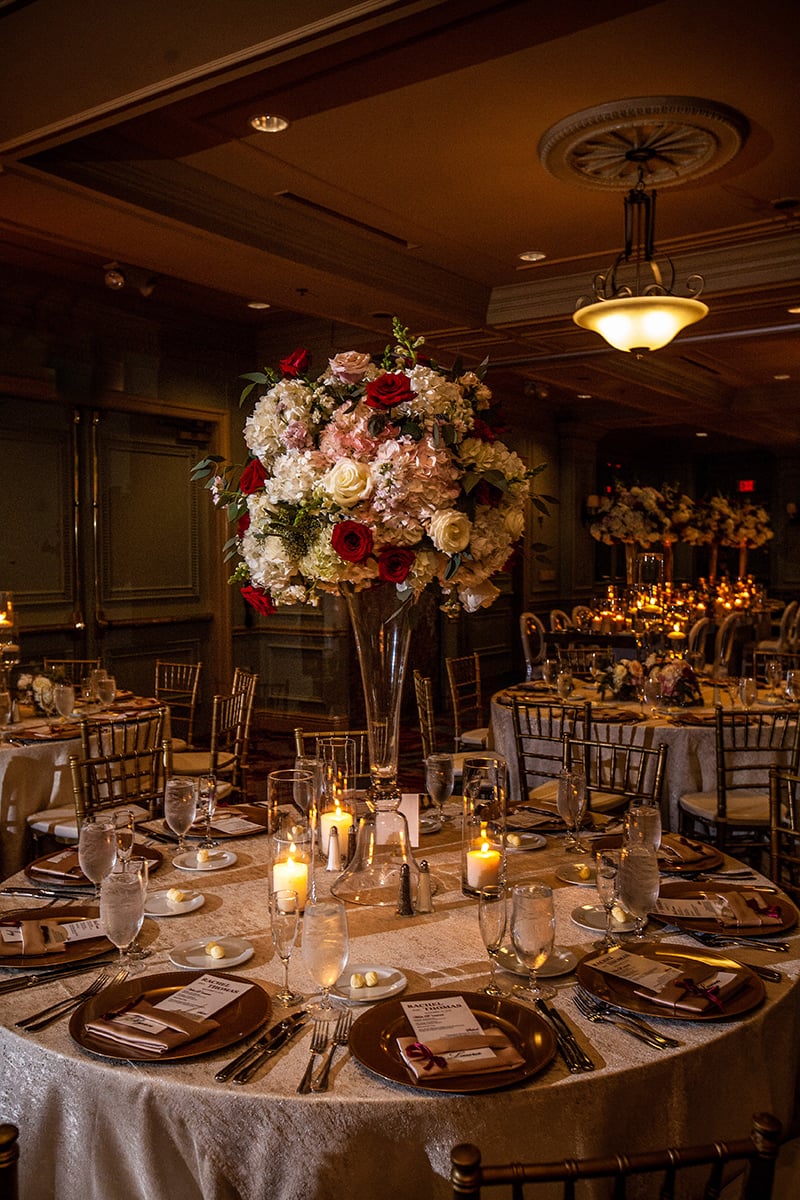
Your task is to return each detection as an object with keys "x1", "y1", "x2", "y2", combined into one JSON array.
[
  {"x1": 765, "y1": 659, "x2": 782, "y2": 700},
  {"x1": 618, "y1": 844, "x2": 660, "y2": 938},
  {"x1": 301, "y1": 899, "x2": 349, "y2": 1014},
  {"x1": 510, "y1": 883, "x2": 555, "y2": 1001},
  {"x1": 270, "y1": 889, "x2": 303, "y2": 1006},
  {"x1": 54, "y1": 683, "x2": 75, "y2": 723},
  {"x1": 100, "y1": 865, "x2": 146, "y2": 973},
  {"x1": 739, "y1": 676, "x2": 757, "y2": 711},
  {"x1": 595, "y1": 848, "x2": 622, "y2": 949},
  {"x1": 478, "y1": 885, "x2": 508, "y2": 997},
  {"x1": 425, "y1": 753, "x2": 455, "y2": 829},
  {"x1": 625, "y1": 802, "x2": 662, "y2": 852},
  {"x1": 725, "y1": 674, "x2": 740, "y2": 708},
  {"x1": 78, "y1": 818, "x2": 117, "y2": 900},
  {"x1": 163, "y1": 776, "x2": 197, "y2": 856},
  {"x1": 557, "y1": 767, "x2": 588, "y2": 852},
  {"x1": 197, "y1": 775, "x2": 218, "y2": 848},
  {"x1": 114, "y1": 809, "x2": 136, "y2": 870}
]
